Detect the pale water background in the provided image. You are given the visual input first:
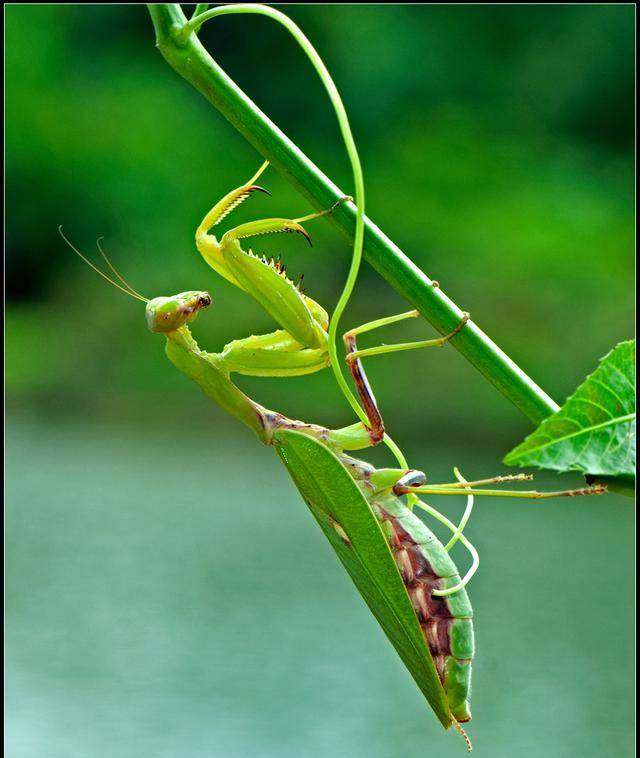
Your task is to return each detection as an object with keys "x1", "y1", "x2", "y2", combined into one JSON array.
[{"x1": 6, "y1": 414, "x2": 634, "y2": 758}]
